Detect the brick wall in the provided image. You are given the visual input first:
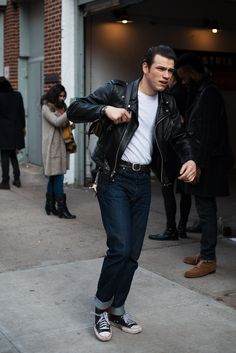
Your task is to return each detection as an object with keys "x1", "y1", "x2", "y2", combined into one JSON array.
[
  {"x1": 4, "y1": 0, "x2": 19, "y2": 89},
  {"x1": 44, "y1": 0, "x2": 62, "y2": 91},
  {"x1": 3, "y1": 0, "x2": 62, "y2": 91}
]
